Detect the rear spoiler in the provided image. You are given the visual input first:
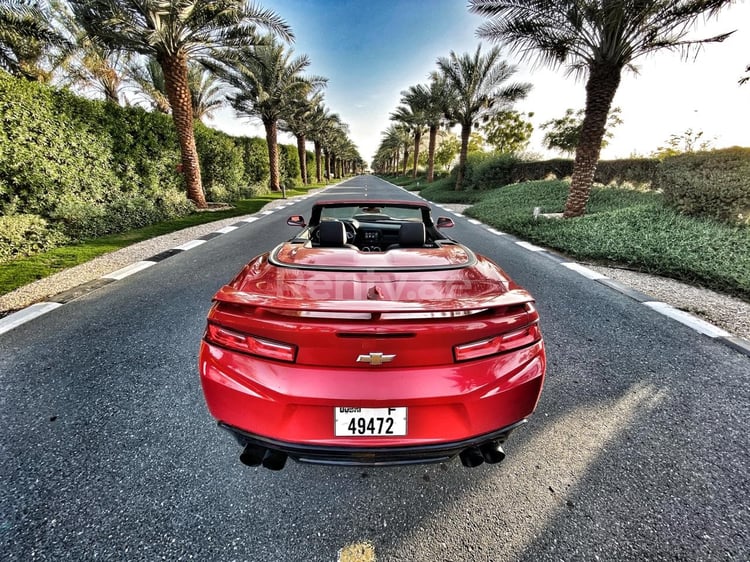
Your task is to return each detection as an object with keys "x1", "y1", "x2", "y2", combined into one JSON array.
[{"x1": 213, "y1": 285, "x2": 535, "y2": 313}]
